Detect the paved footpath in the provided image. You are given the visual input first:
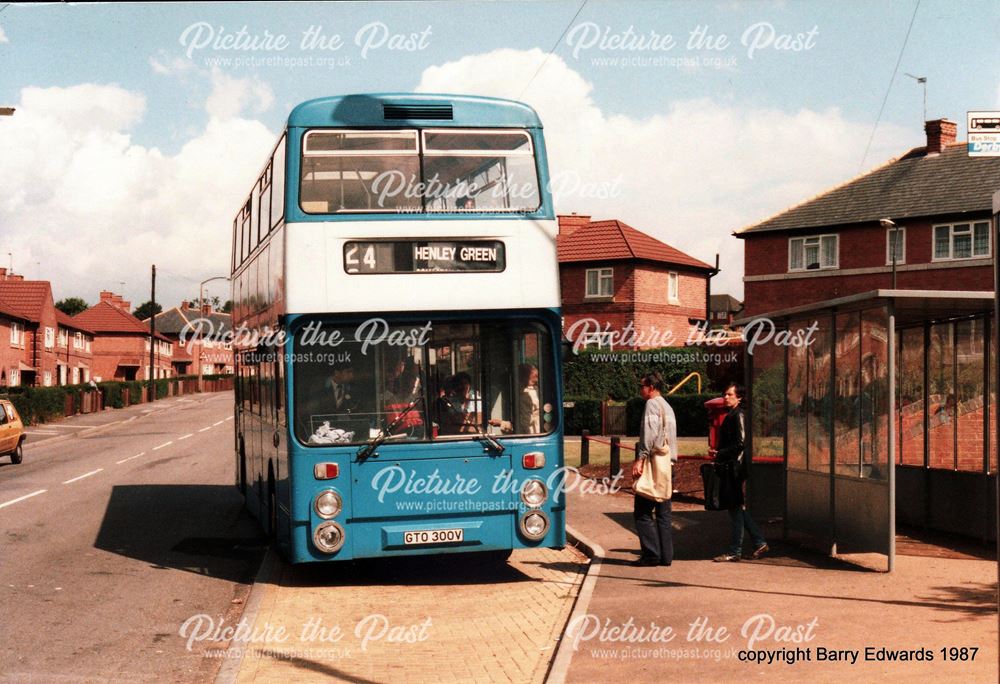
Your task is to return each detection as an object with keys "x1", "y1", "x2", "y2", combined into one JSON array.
[
  {"x1": 559, "y1": 474, "x2": 998, "y2": 683},
  {"x1": 225, "y1": 545, "x2": 587, "y2": 683}
]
